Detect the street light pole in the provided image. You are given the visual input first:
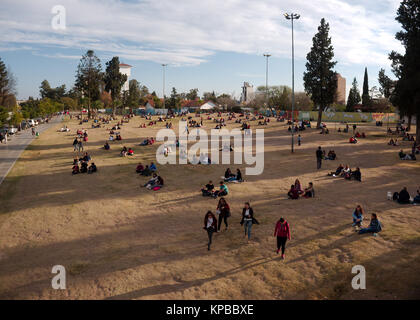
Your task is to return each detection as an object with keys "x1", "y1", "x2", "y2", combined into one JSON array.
[
  {"x1": 162, "y1": 64, "x2": 168, "y2": 109},
  {"x1": 263, "y1": 53, "x2": 271, "y2": 109},
  {"x1": 284, "y1": 13, "x2": 300, "y2": 153}
]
